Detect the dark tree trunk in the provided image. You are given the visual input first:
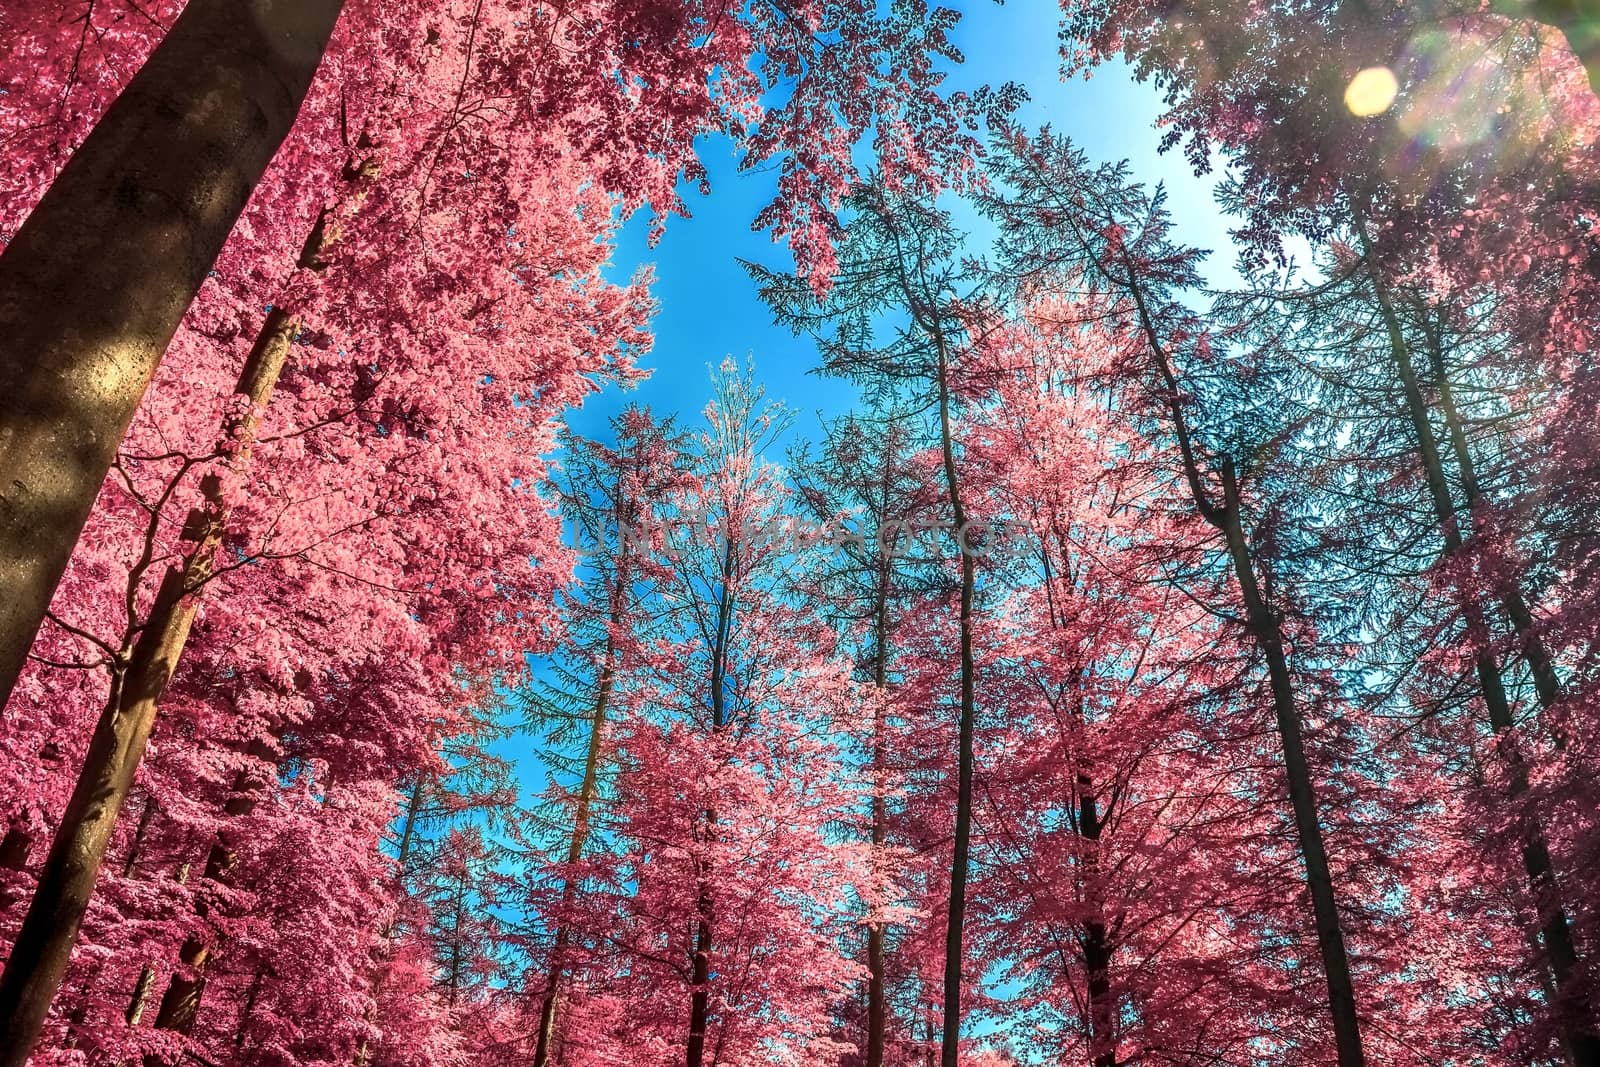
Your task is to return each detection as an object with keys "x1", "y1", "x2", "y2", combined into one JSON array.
[
  {"x1": 686, "y1": 885, "x2": 715, "y2": 1067},
  {"x1": 1078, "y1": 779, "x2": 1117, "y2": 1067},
  {"x1": 0, "y1": 823, "x2": 31, "y2": 912},
  {"x1": 867, "y1": 485, "x2": 895, "y2": 1067},
  {"x1": 686, "y1": 532, "x2": 738, "y2": 1067},
  {"x1": 1214, "y1": 459, "x2": 1367, "y2": 1067},
  {"x1": 1362, "y1": 237, "x2": 1600, "y2": 1067},
  {"x1": 149, "y1": 736, "x2": 278, "y2": 1051},
  {"x1": 0, "y1": 312, "x2": 296, "y2": 1067},
  {"x1": 1115, "y1": 244, "x2": 1368, "y2": 1067},
  {"x1": 933, "y1": 338, "x2": 977, "y2": 1067},
  {"x1": 0, "y1": 0, "x2": 344, "y2": 712}
]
